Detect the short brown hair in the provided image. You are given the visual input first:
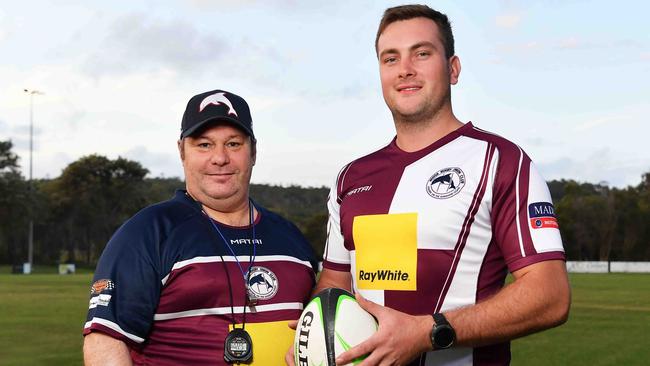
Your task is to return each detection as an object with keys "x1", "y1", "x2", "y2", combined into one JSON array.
[{"x1": 375, "y1": 4, "x2": 455, "y2": 59}]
